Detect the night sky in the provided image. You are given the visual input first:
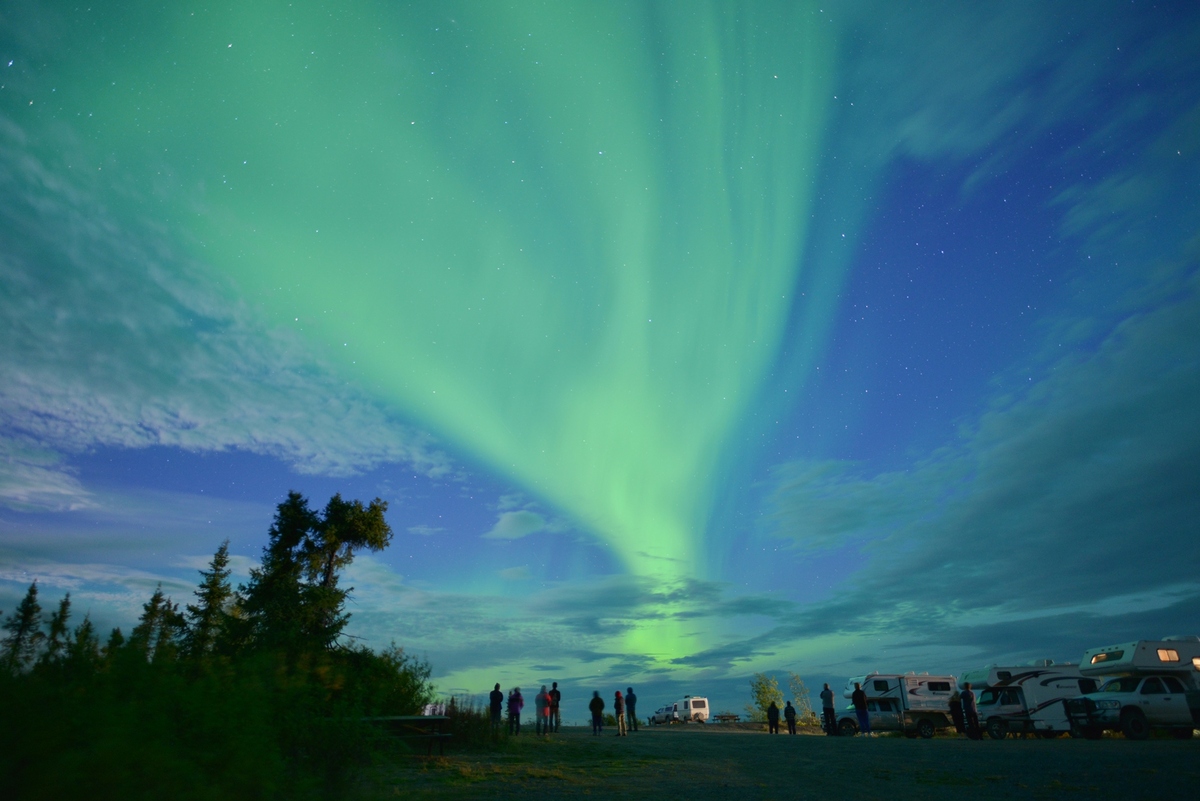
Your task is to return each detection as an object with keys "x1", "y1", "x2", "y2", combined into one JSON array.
[{"x1": 2, "y1": 1, "x2": 1198, "y2": 716}]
